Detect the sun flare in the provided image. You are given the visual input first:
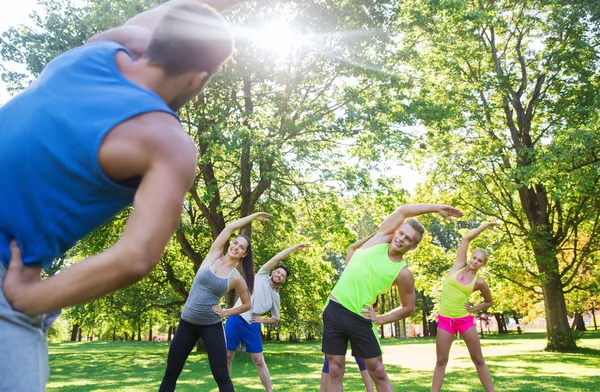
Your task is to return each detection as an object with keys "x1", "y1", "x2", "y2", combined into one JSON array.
[{"x1": 255, "y1": 20, "x2": 298, "y2": 57}]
